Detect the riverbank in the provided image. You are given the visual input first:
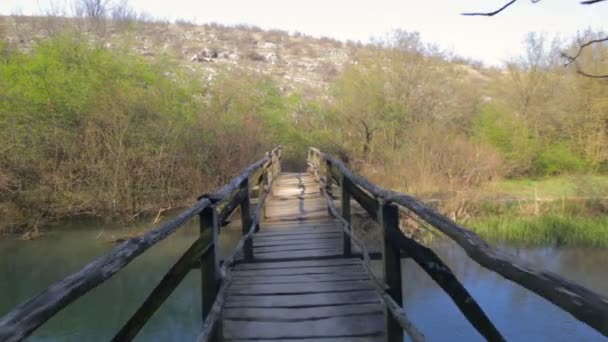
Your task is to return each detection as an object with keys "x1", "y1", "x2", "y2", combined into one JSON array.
[{"x1": 468, "y1": 214, "x2": 608, "y2": 248}]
